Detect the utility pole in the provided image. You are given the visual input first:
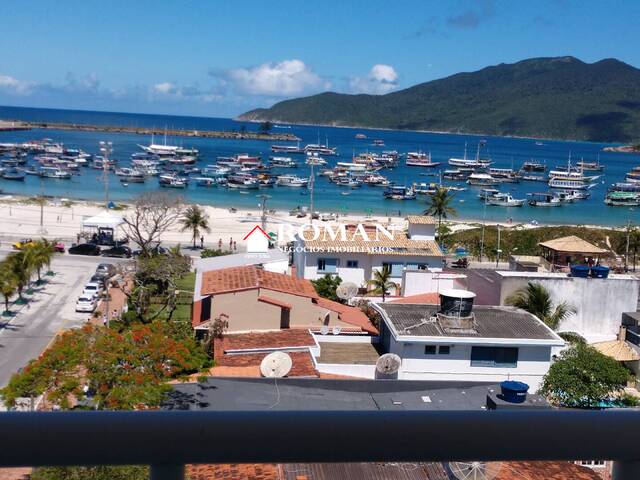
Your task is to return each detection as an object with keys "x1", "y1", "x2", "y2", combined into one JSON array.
[
  {"x1": 38, "y1": 176, "x2": 46, "y2": 235},
  {"x1": 257, "y1": 194, "x2": 271, "y2": 232},
  {"x1": 625, "y1": 218, "x2": 632, "y2": 272},
  {"x1": 309, "y1": 158, "x2": 315, "y2": 220},
  {"x1": 496, "y1": 223, "x2": 501, "y2": 269},
  {"x1": 480, "y1": 201, "x2": 486, "y2": 262},
  {"x1": 99, "y1": 141, "x2": 113, "y2": 208}
]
